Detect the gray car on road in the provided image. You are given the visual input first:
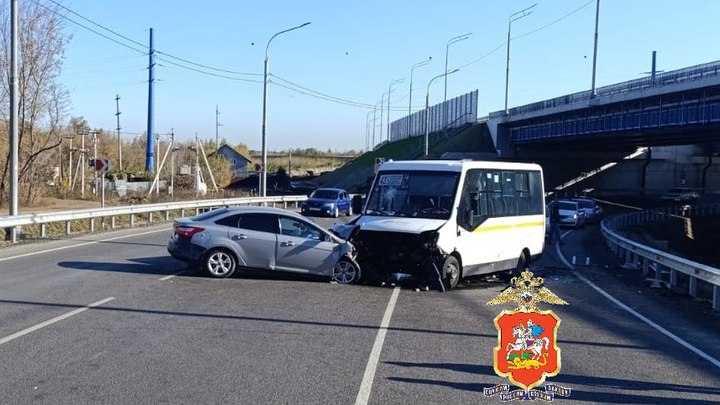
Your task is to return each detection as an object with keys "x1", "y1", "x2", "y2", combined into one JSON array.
[{"x1": 167, "y1": 206, "x2": 360, "y2": 284}]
